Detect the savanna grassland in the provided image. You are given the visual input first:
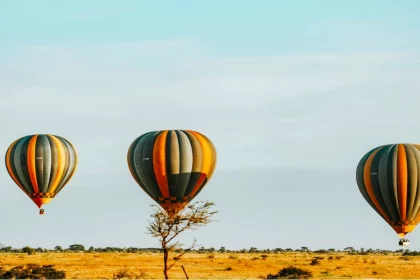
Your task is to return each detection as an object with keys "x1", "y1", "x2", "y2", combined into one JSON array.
[{"x1": 0, "y1": 251, "x2": 420, "y2": 279}]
